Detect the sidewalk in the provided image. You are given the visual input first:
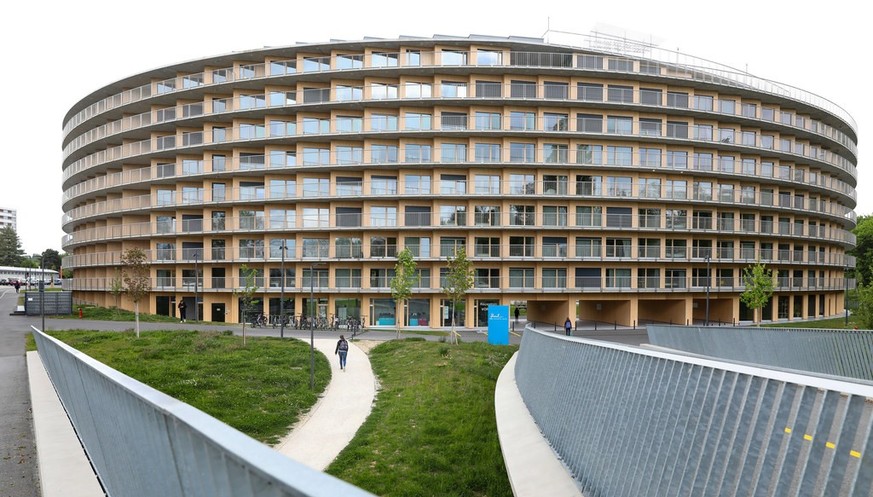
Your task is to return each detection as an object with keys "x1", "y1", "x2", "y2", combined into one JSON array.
[
  {"x1": 28, "y1": 334, "x2": 377, "y2": 494},
  {"x1": 274, "y1": 338, "x2": 377, "y2": 470}
]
